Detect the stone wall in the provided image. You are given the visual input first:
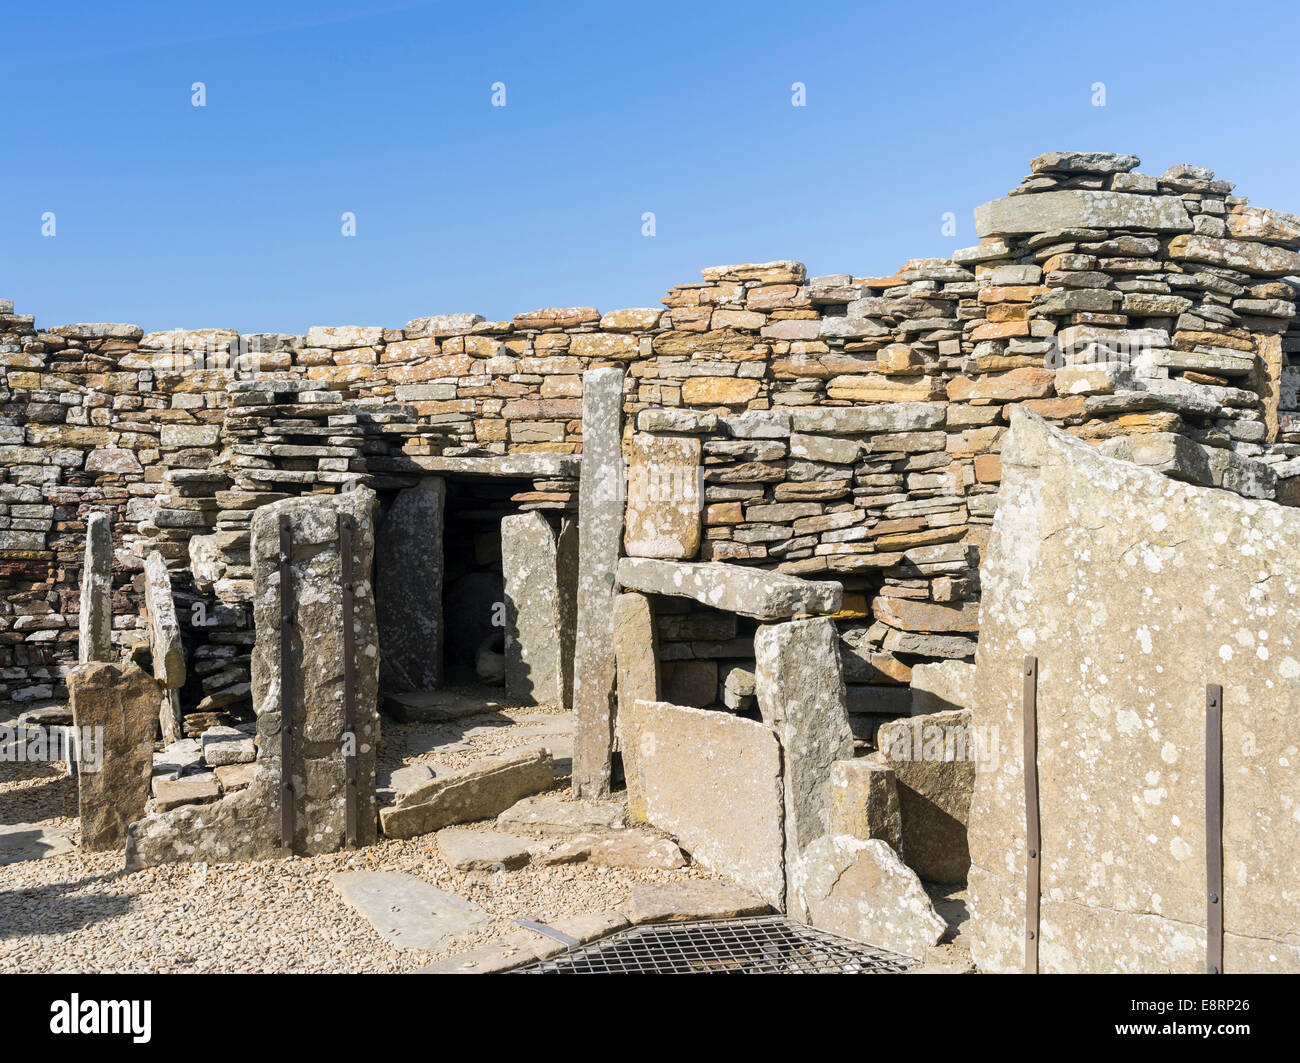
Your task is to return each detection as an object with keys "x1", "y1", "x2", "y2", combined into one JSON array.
[{"x1": 3, "y1": 150, "x2": 1299, "y2": 723}]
